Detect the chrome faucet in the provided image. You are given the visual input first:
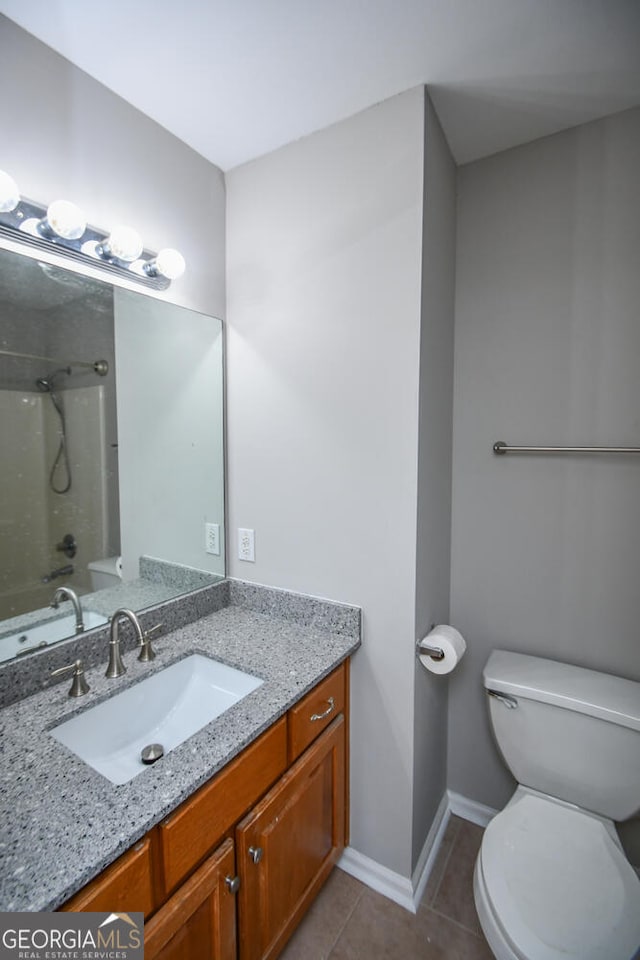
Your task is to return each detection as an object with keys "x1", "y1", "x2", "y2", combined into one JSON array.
[
  {"x1": 106, "y1": 608, "x2": 144, "y2": 678},
  {"x1": 51, "y1": 586, "x2": 84, "y2": 633}
]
